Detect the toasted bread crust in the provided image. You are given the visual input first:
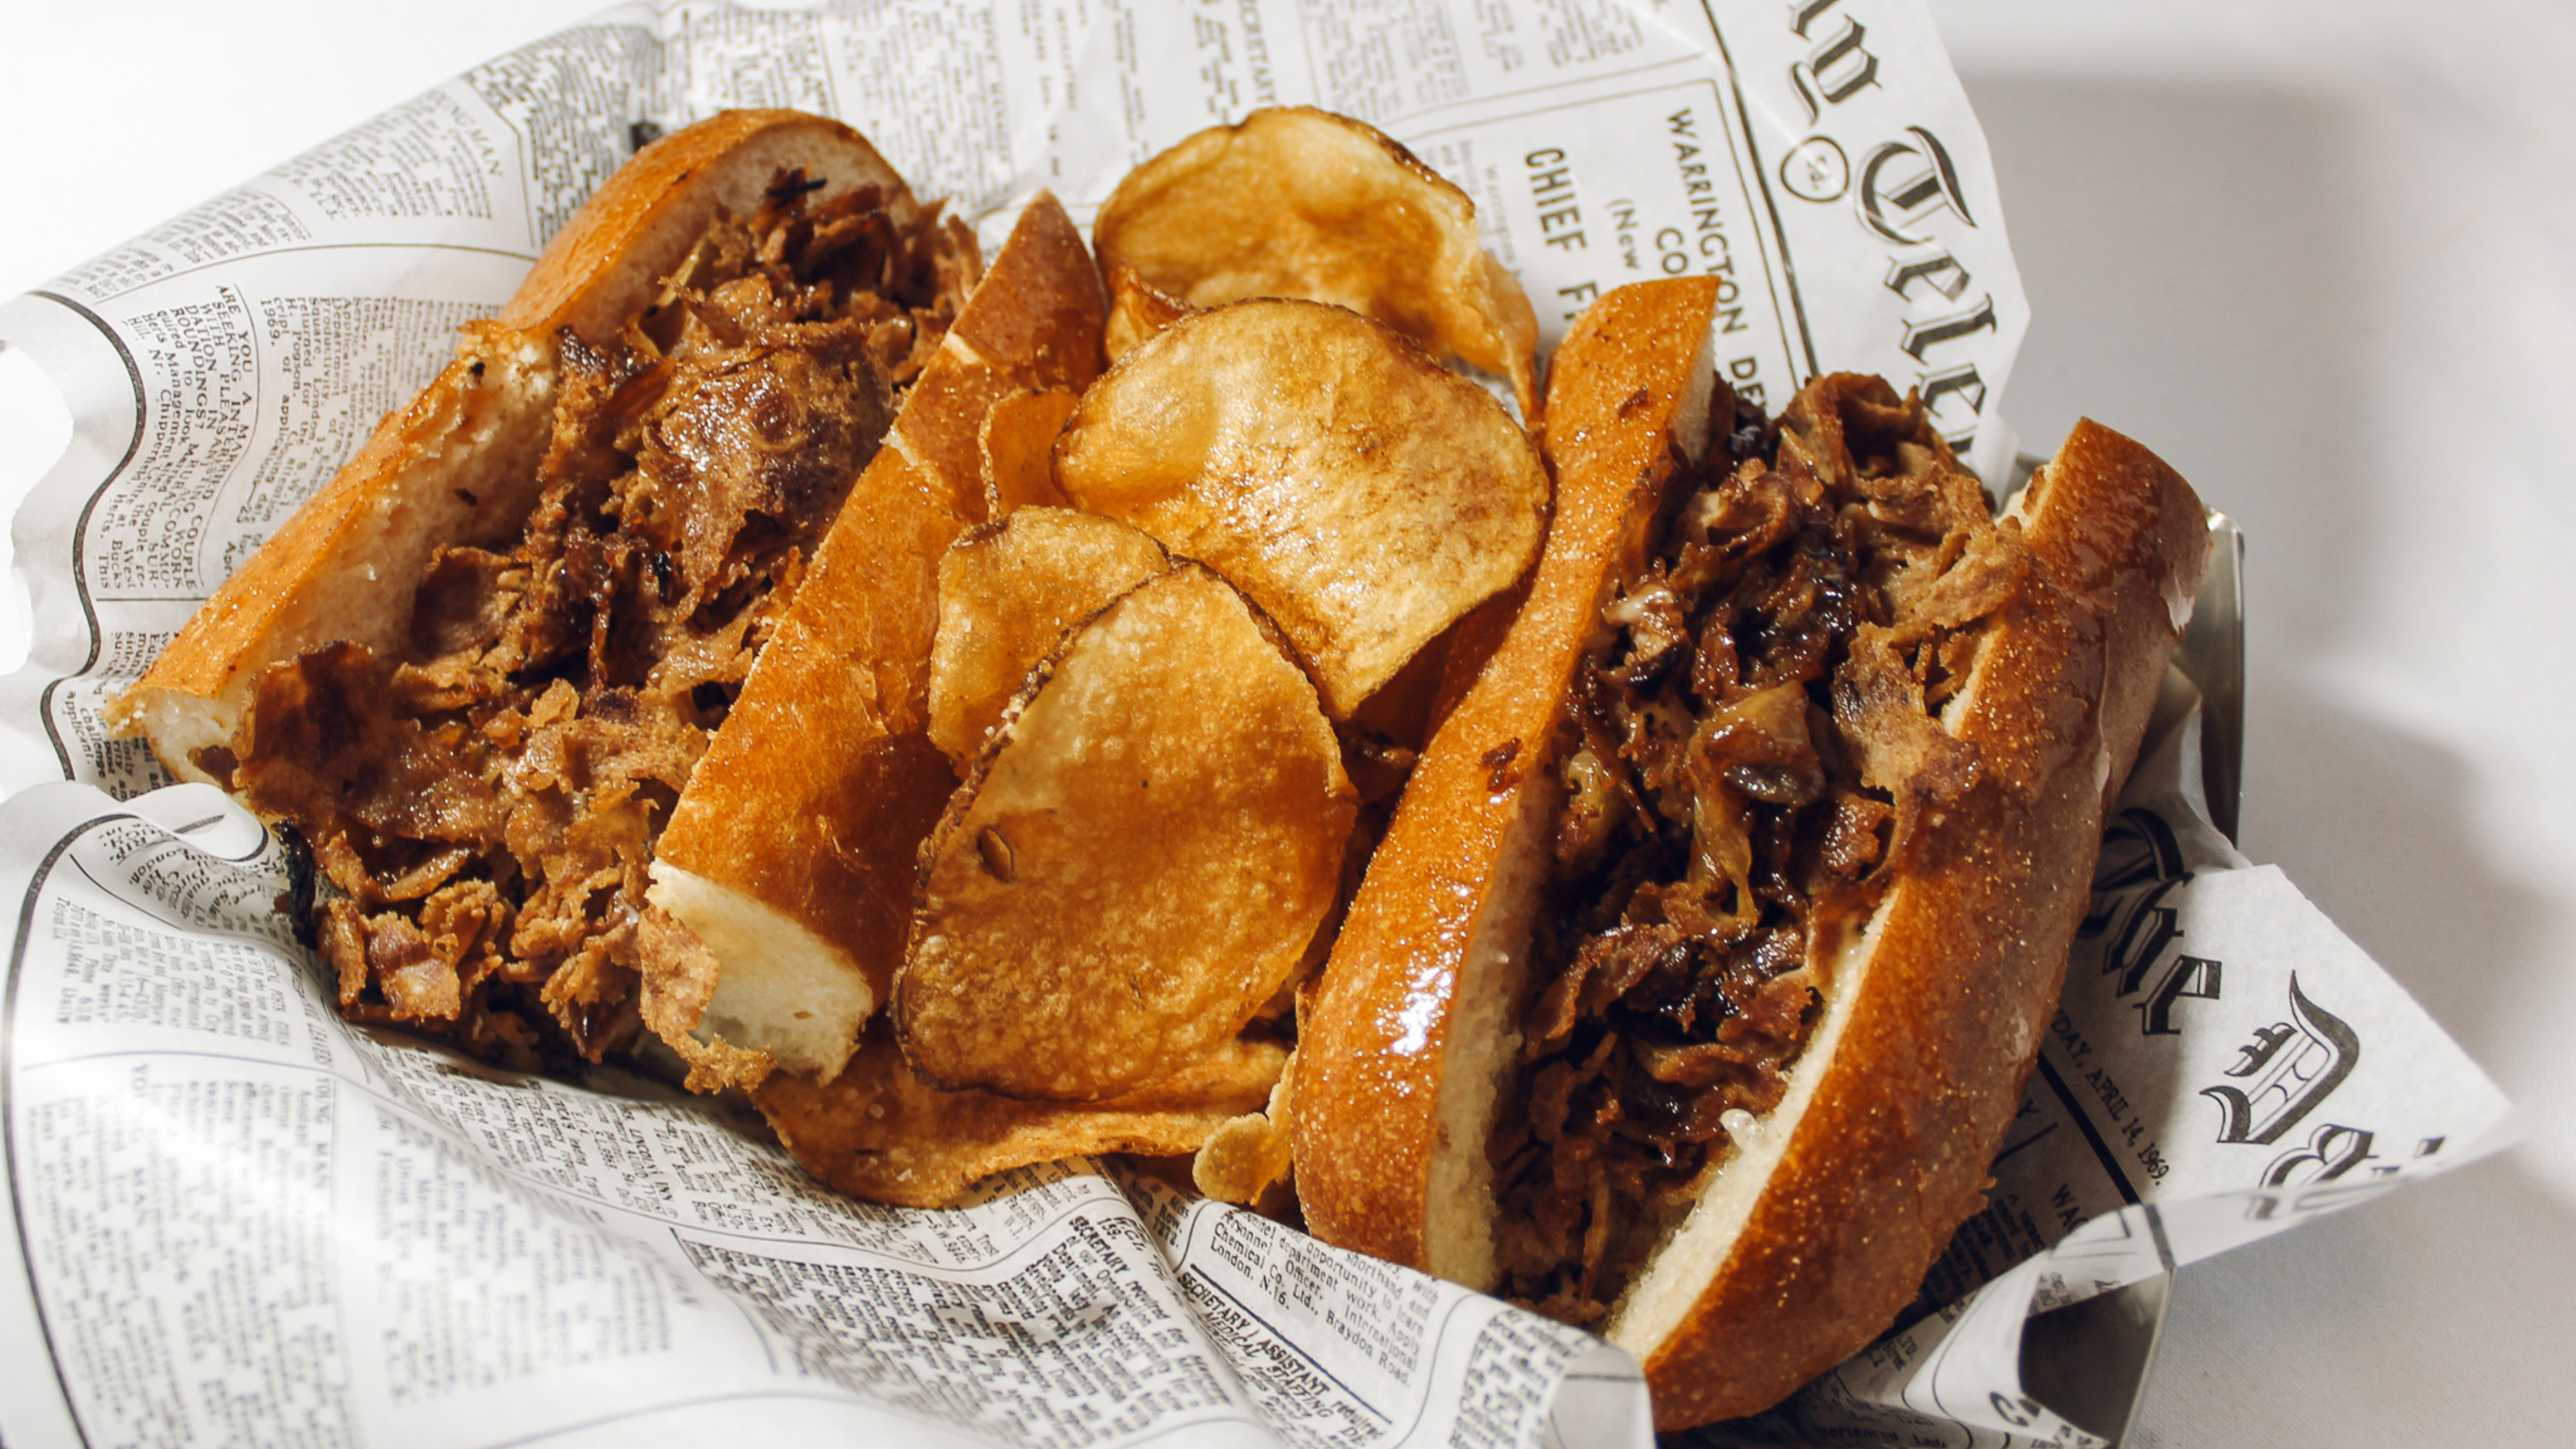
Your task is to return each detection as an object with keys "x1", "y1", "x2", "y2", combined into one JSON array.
[
  {"x1": 107, "y1": 327, "x2": 557, "y2": 784},
  {"x1": 498, "y1": 111, "x2": 914, "y2": 346},
  {"x1": 643, "y1": 194, "x2": 1107, "y2": 1083},
  {"x1": 1292, "y1": 277, "x2": 1722, "y2": 1282},
  {"x1": 1295, "y1": 276, "x2": 2207, "y2": 1428},
  {"x1": 109, "y1": 111, "x2": 916, "y2": 784},
  {"x1": 1616, "y1": 419, "x2": 2205, "y2": 1425}
]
